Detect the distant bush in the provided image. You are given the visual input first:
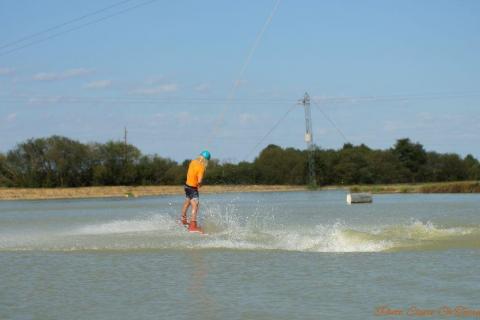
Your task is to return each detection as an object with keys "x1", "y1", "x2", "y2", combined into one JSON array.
[
  {"x1": 420, "y1": 182, "x2": 480, "y2": 193},
  {"x1": 0, "y1": 136, "x2": 479, "y2": 188}
]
